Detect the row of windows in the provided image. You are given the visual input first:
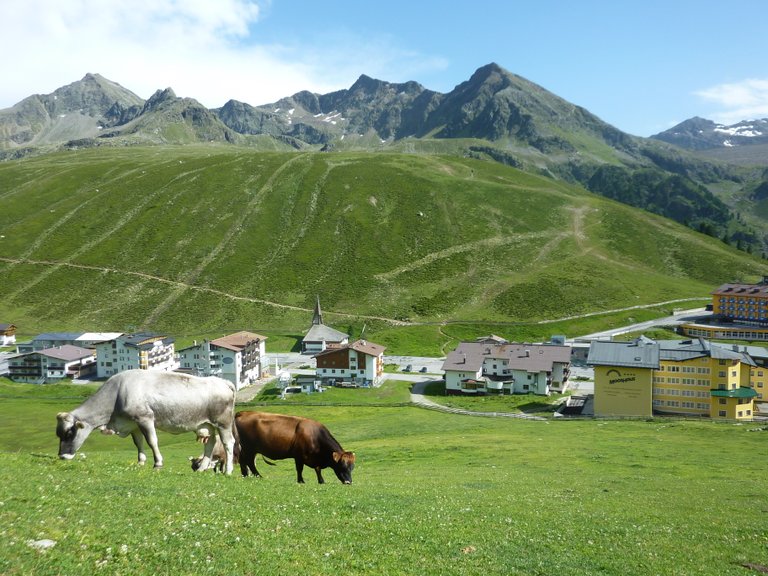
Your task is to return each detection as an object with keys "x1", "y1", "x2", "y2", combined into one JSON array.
[
  {"x1": 684, "y1": 328, "x2": 768, "y2": 340},
  {"x1": 653, "y1": 377, "x2": 711, "y2": 386},
  {"x1": 652, "y1": 400, "x2": 708, "y2": 409},
  {"x1": 653, "y1": 388, "x2": 709, "y2": 398},
  {"x1": 659, "y1": 364, "x2": 711, "y2": 373}
]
